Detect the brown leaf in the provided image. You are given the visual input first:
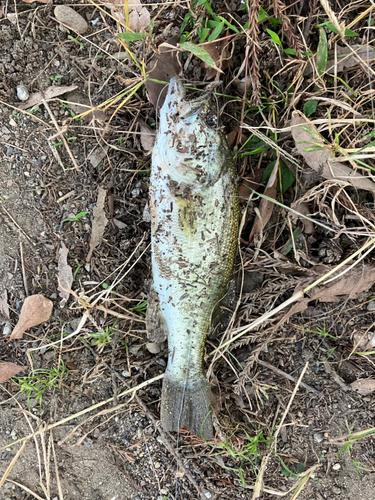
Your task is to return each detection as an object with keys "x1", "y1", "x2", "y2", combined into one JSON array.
[
  {"x1": 235, "y1": 76, "x2": 252, "y2": 94},
  {"x1": 277, "y1": 265, "x2": 375, "y2": 327},
  {"x1": 0, "y1": 362, "x2": 28, "y2": 383},
  {"x1": 351, "y1": 378, "x2": 375, "y2": 395},
  {"x1": 8, "y1": 295, "x2": 53, "y2": 342},
  {"x1": 352, "y1": 331, "x2": 375, "y2": 351},
  {"x1": 146, "y1": 36, "x2": 181, "y2": 110},
  {"x1": 204, "y1": 43, "x2": 221, "y2": 80},
  {"x1": 88, "y1": 145, "x2": 109, "y2": 169},
  {"x1": 22, "y1": 0, "x2": 49, "y2": 3},
  {"x1": 238, "y1": 170, "x2": 265, "y2": 202},
  {"x1": 0, "y1": 290, "x2": 10, "y2": 324},
  {"x1": 248, "y1": 159, "x2": 278, "y2": 243},
  {"x1": 128, "y1": 0, "x2": 150, "y2": 32},
  {"x1": 330, "y1": 45, "x2": 374, "y2": 73},
  {"x1": 291, "y1": 112, "x2": 375, "y2": 192},
  {"x1": 86, "y1": 187, "x2": 108, "y2": 263},
  {"x1": 103, "y1": 0, "x2": 150, "y2": 30},
  {"x1": 204, "y1": 41, "x2": 230, "y2": 80},
  {"x1": 290, "y1": 201, "x2": 314, "y2": 234},
  {"x1": 139, "y1": 120, "x2": 156, "y2": 152},
  {"x1": 65, "y1": 91, "x2": 107, "y2": 123},
  {"x1": 226, "y1": 129, "x2": 248, "y2": 148},
  {"x1": 58, "y1": 242, "x2": 73, "y2": 303},
  {"x1": 19, "y1": 85, "x2": 78, "y2": 110},
  {"x1": 305, "y1": 45, "x2": 374, "y2": 77}
]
